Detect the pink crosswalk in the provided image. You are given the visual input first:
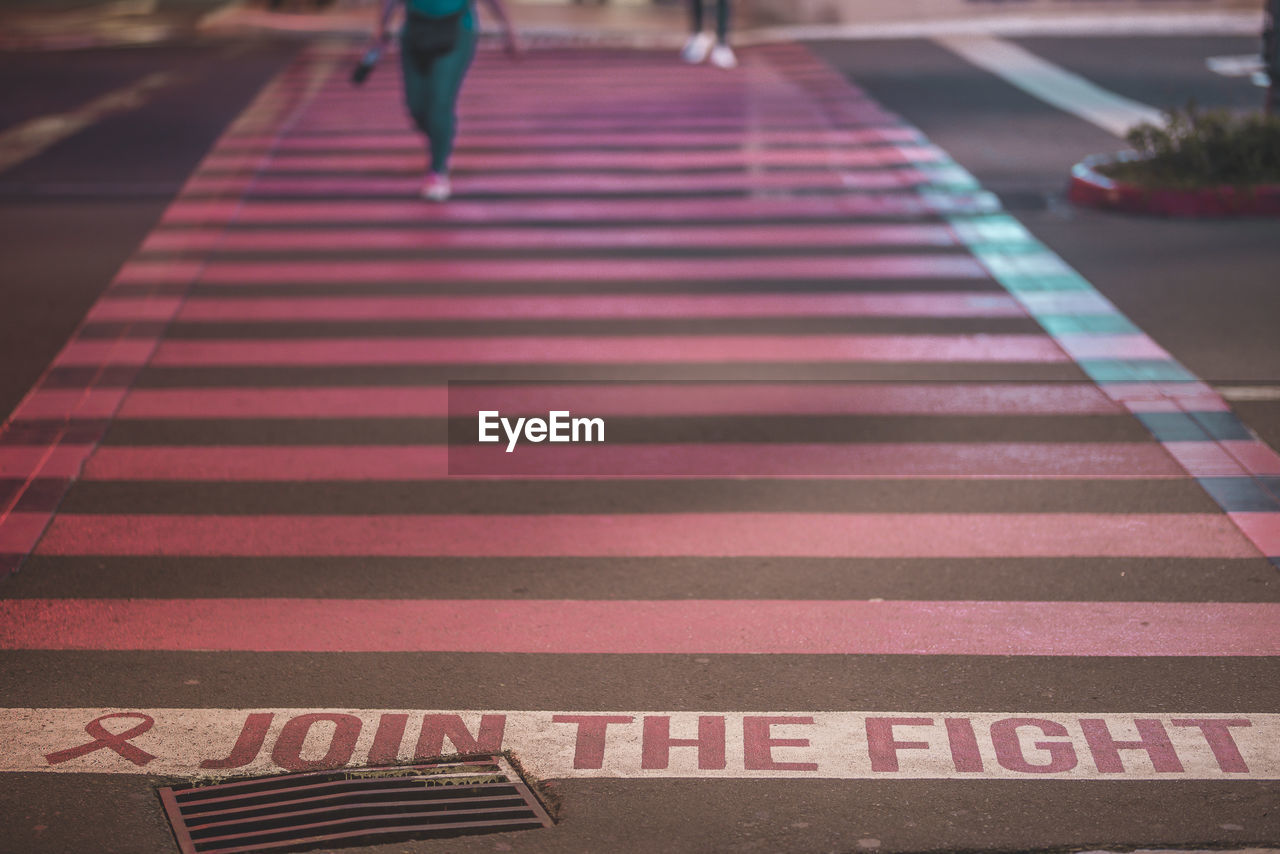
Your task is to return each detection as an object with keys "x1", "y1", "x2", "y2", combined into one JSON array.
[{"x1": 1, "y1": 41, "x2": 1275, "y2": 684}]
